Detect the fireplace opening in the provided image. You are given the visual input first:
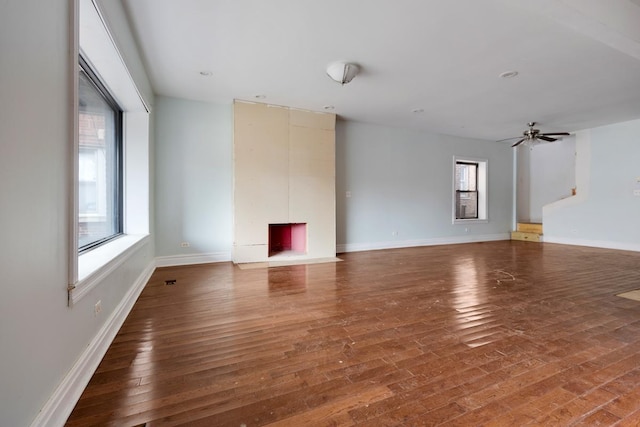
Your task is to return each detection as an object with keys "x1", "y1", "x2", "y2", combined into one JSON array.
[{"x1": 269, "y1": 223, "x2": 307, "y2": 257}]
